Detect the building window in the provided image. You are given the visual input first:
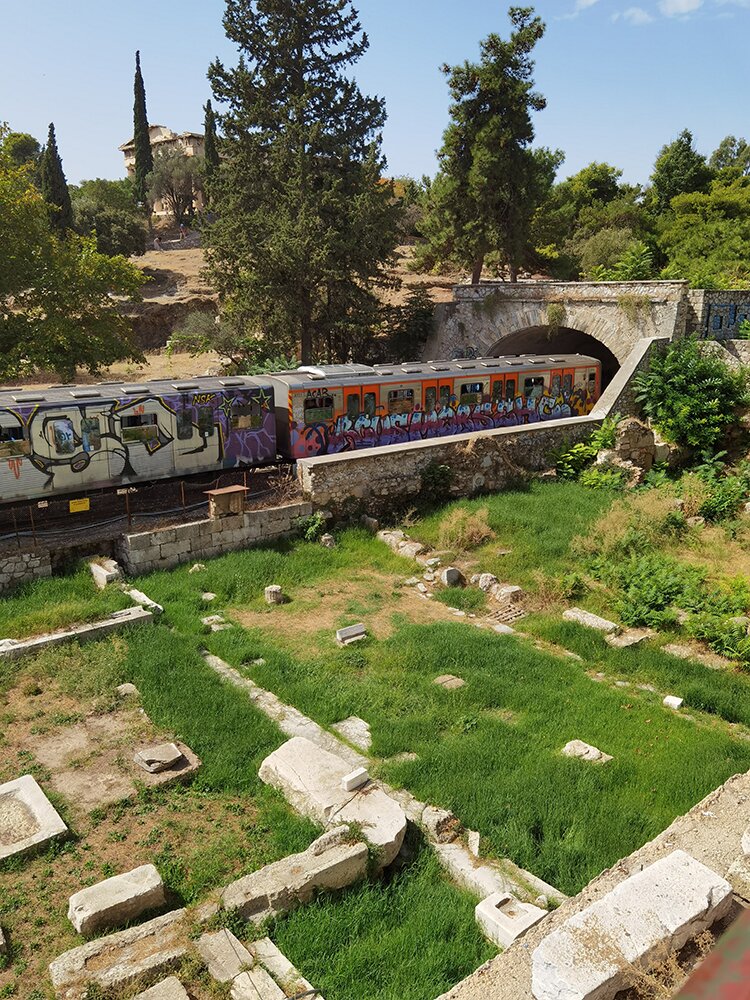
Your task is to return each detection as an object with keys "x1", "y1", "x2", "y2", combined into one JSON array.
[
  {"x1": 388, "y1": 389, "x2": 415, "y2": 415},
  {"x1": 51, "y1": 418, "x2": 76, "y2": 454},
  {"x1": 0, "y1": 425, "x2": 29, "y2": 457},
  {"x1": 304, "y1": 394, "x2": 334, "y2": 425},
  {"x1": 231, "y1": 402, "x2": 262, "y2": 430},
  {"x1": 460, "y1": 382, "x2": 484, "y2": 405},
  {"x1": 122, "y1": 413, "x2": 158, "y2": 443},
  {"x1": 81, "y1": 417, "x2": 101, "y2": 453}
]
